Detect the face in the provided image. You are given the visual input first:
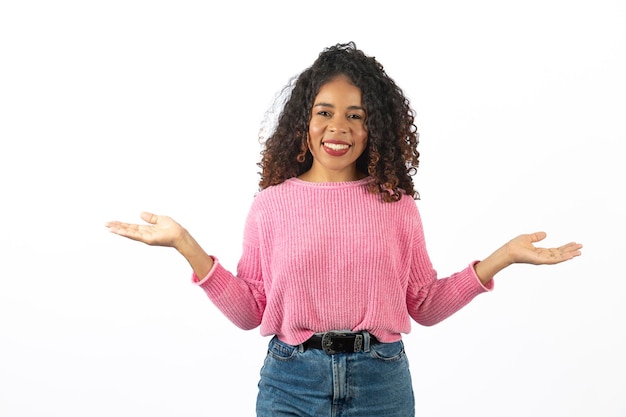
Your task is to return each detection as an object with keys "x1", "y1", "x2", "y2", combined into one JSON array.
[{"x1": 304, "y1": 75, "x2": 368, "y2": 182}]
